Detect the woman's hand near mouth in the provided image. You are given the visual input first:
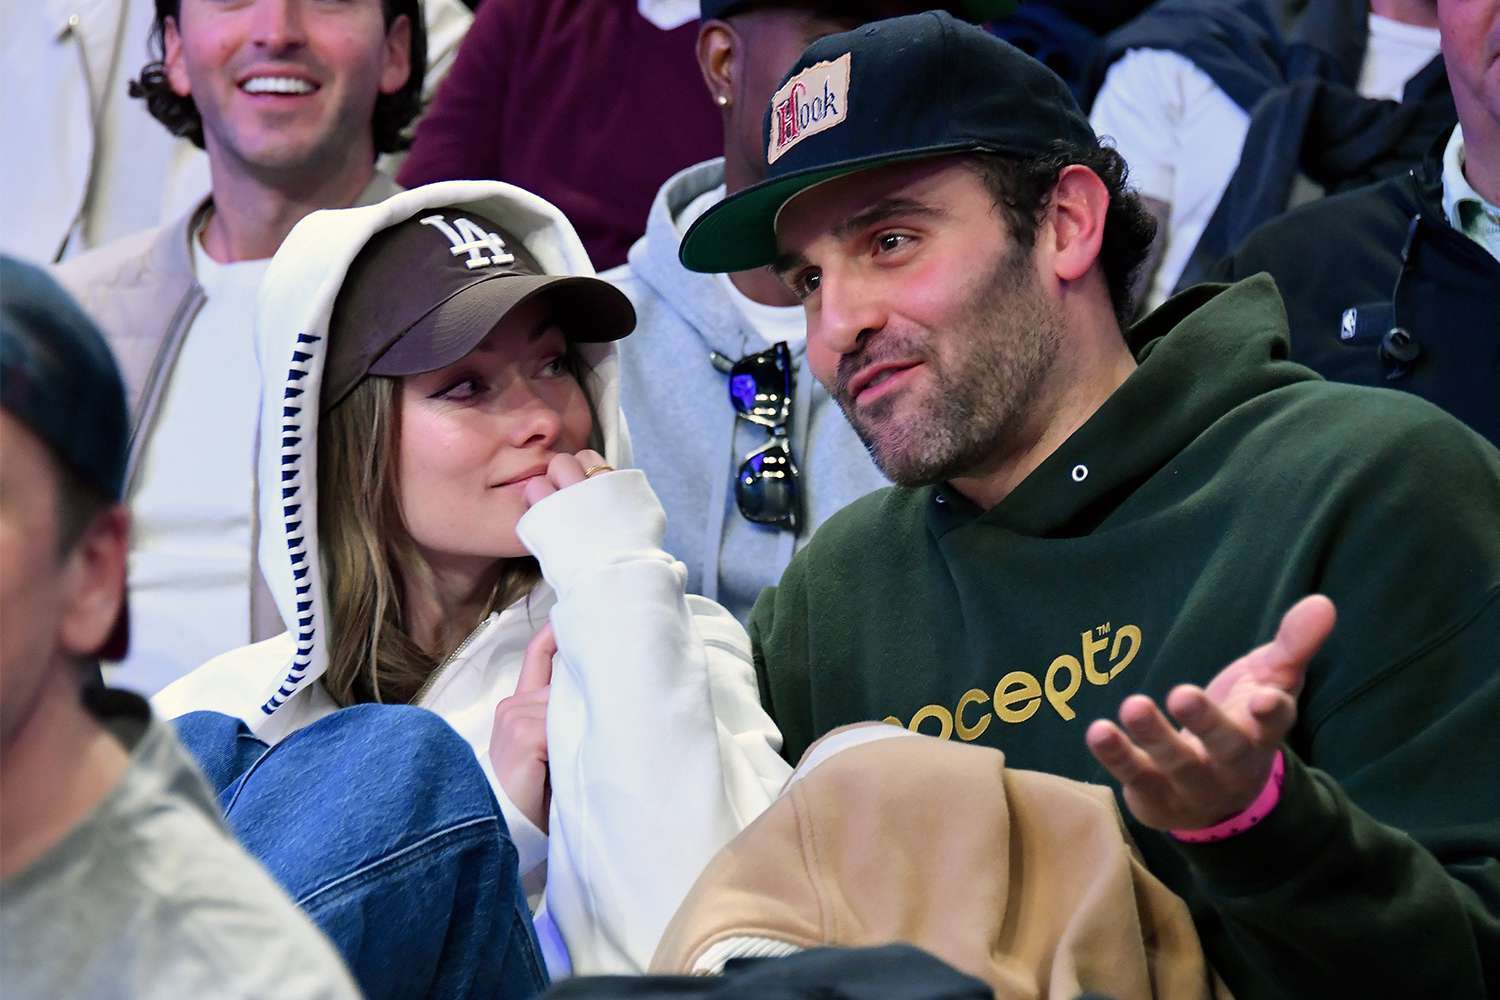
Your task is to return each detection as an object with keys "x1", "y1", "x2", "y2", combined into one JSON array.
[{"x1": 521, "y1": 449, "x2": 613, "y2": 509}]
